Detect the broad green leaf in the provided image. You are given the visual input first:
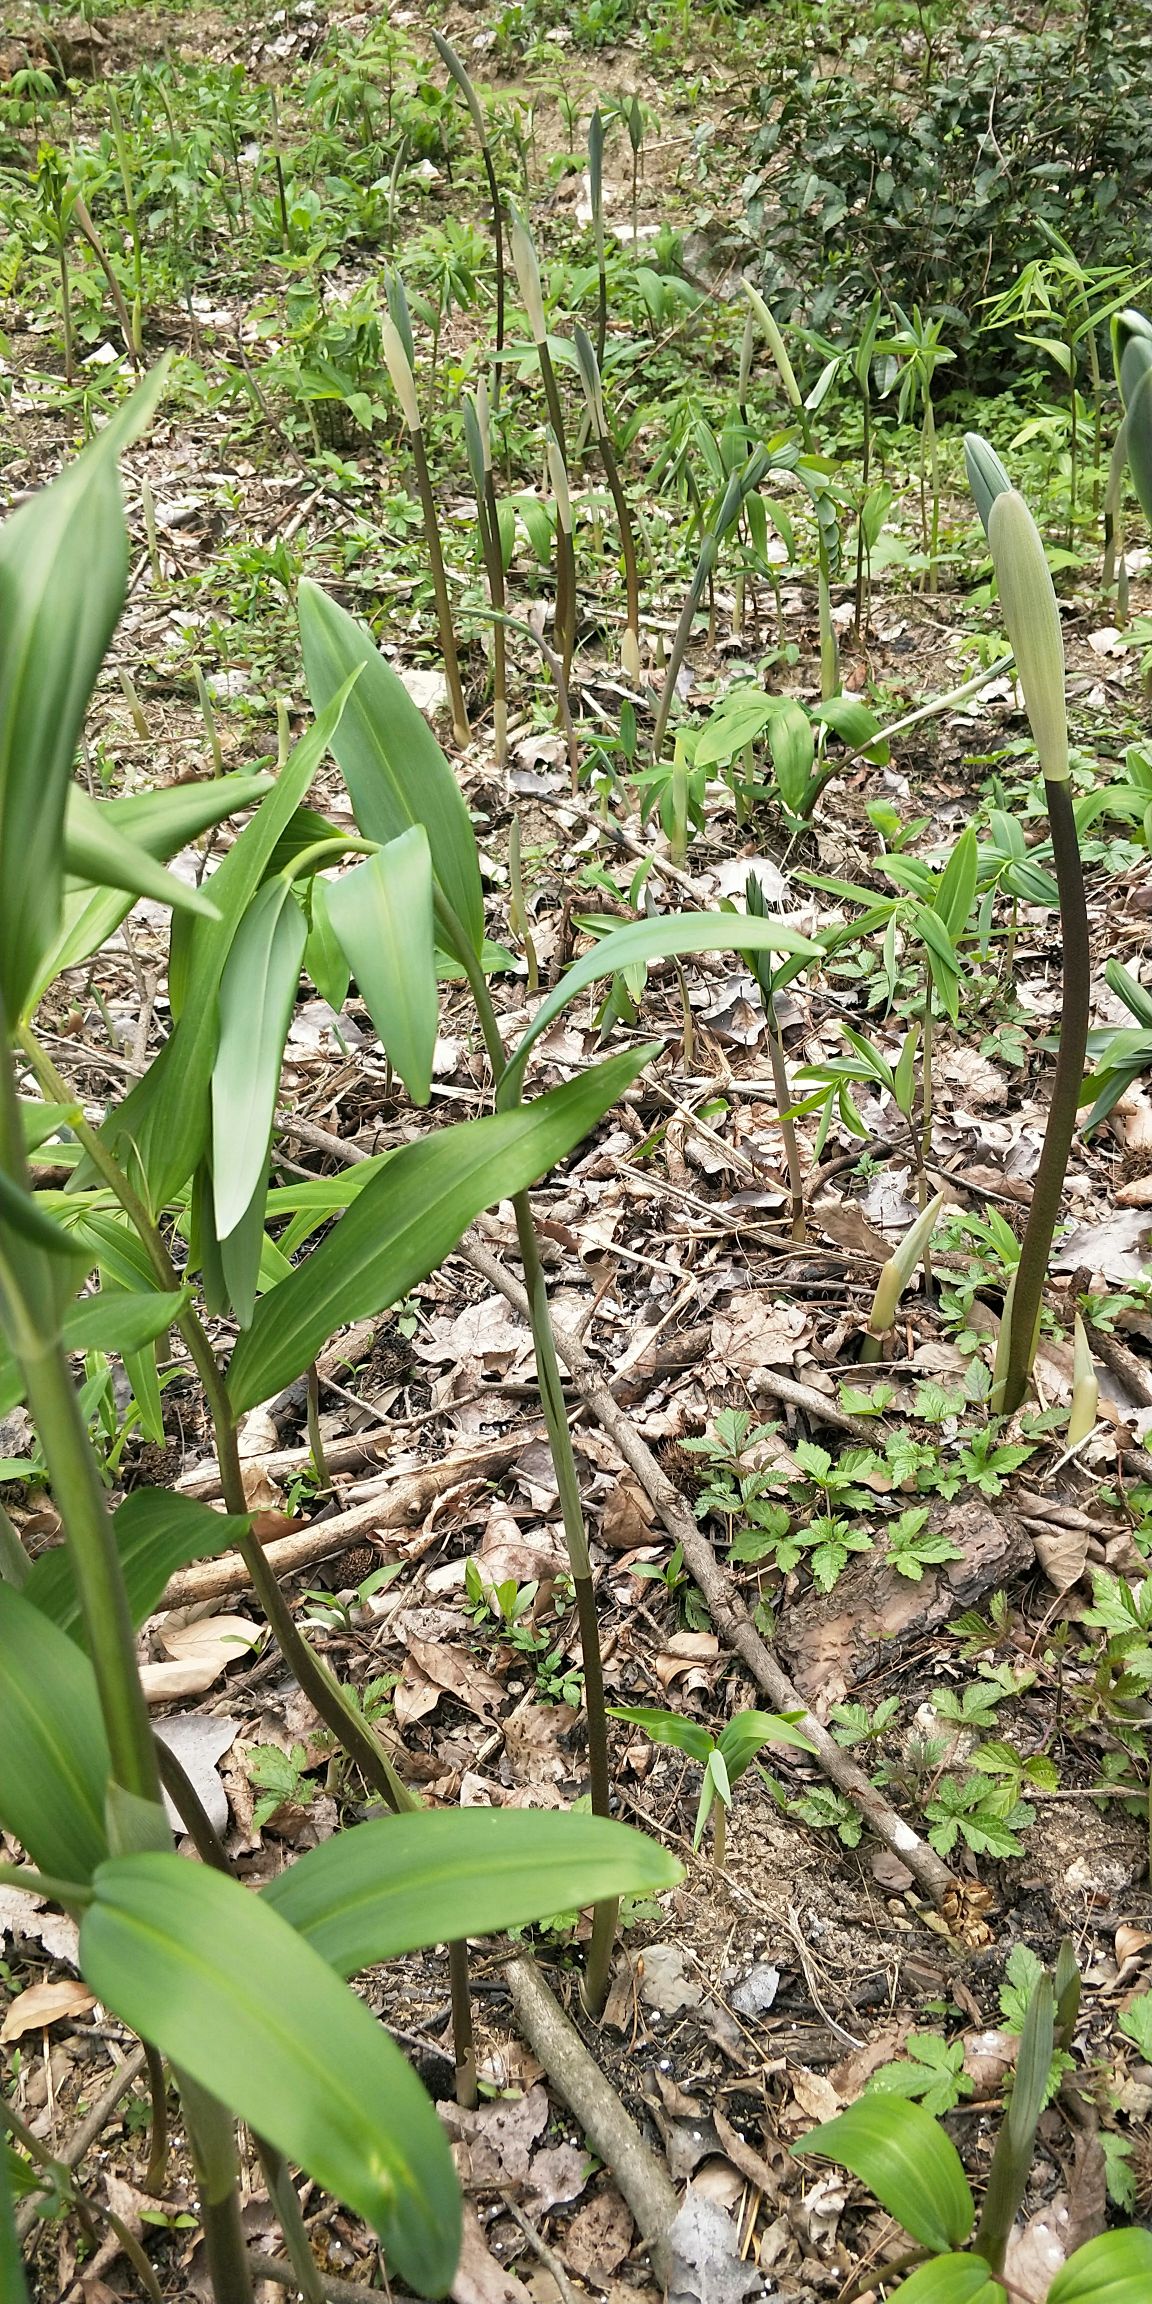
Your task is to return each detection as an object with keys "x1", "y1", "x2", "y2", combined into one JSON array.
[
  {"x1": 0, "y1": 1169, "x2": 79, "y2": 1256},
  {"x1": 887, "y1": 2257, "x2": 1004, "y2": 2304},
  {"x1": 263, "y1": 1809, "x2": 681, "y2": 1974},
  {"x1": 0, "y1": 367, "x2": 167, "y2": 1017},
  {"x1": 793, "y1": 2097, "x2": 974, "y2": 2254},
  {"x1": 694, "y1": 692, "x2": 775, "y2": 768},
  {"x1": 98, "y1": 681, "x2": 357, "y2": 1209},
  {"x1": 768, "y1": 700, "x2": 816, "y2": 814},
  {"x1": 1048, "y1": 2229, "x2": 1152, "y2": 2304},
  {"x1": 933, "y1": 828, "x2": 979, "y2": 941},
  {"x1": 82, "y1": 1854, "x2": 460, "y2": 2293},
  {"x1": 123, "y1": 1340, "x2": 164, "y2": 1444},
  {"x1": 606, "y1": 1705, "x2": 713, "y2": 1766},
  {"x1": 717, "y1": 1710, "x2": 815, "y2": 1780},
  {"x1": 212, "y1": 877, "x2": 307, "y2": 1239},
  {"x1": 499, "y1": 914, "x2": 818, "y2": 1106},
  {"x1": 24, "y1": 1490, "x2": 249, "y2": 1642},
  {"x1": 325, "y1": 829, "x2": 437, "y2": 1104},
  {"x1": 305, "y1": 876, "x2": 350, "y2": 1012},
  {"x1": 0, "y1": 1583, "x2": 109, "y2": 1878},
  {"x1": 63, "y1": 790, "x2": 219, "y2": 921},
  {"x1": 228, "y1": 1045, "x2": 654, "y2": 1412},
  {"x1": 299, "y1": 581, "x2": 484, "y2": 961},
  {"x1": 65, "y1": 1285, "x2": 187, "y2": 1358}
]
